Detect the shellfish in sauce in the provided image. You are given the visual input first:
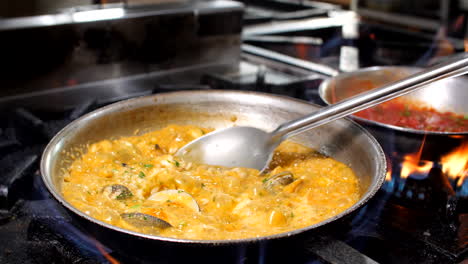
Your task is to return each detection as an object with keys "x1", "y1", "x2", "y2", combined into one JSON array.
[{"x1": 62, "y1": 125, "x2": 360, "y2": 240}]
